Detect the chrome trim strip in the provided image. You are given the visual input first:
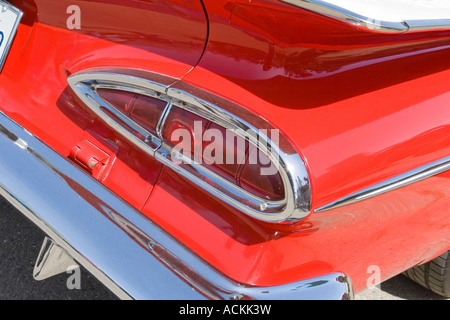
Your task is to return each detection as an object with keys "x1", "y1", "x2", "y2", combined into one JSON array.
[
  {"x1": 406, "y1": 19, "x2": 450, "y2": 32},
  {"x1": 0, "y1": 110, "x2": 353, "y2": 299},
  {"x1": 280, "y1": 0, "x2": 450, "y2": 33},
  {"x1": 315, "y1": 156, "x2": 450, "y2": 212},
  {"x1": 280, "y1": 0, "x2": 408, "y2": 33},
  {"x1": 68, "y1": 71, "x2": 312, "y2": 223},
  {"x1": 155, "y1": 101, "x2": 173, "y2": 138}
]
